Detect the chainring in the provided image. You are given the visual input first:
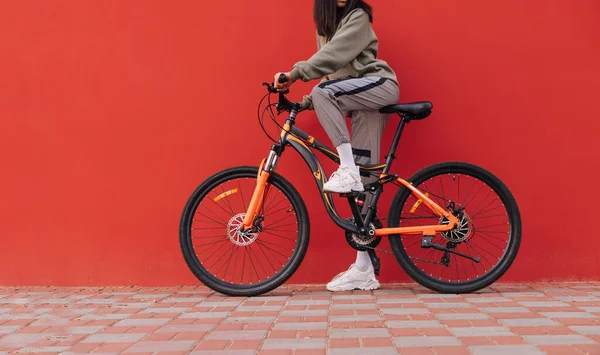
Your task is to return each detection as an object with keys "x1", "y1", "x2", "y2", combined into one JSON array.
[{"x1": 344, "y1": 216, "x2": 383, "y2": 251}]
